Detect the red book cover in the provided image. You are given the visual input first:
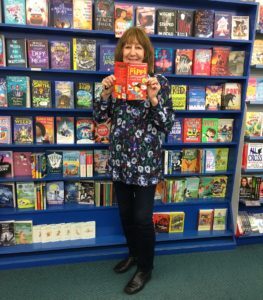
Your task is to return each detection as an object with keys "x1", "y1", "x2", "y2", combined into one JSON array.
[
  {"x1": 13, "y1": 152, "x2": 32, "y2": 177},
  {"x1": 183, "y1": 118, "x2": 202, "y2": 143},
  {"x1": 113, "y1": 61, "x2": 127, "y2": 99},
  {"x1": 126, "y1": 63, "x2": 148, "y2": 100},
  {"x1": 193, "y1": 49, "x2": 212, "y2": 76},
  {"x1": 95, "y1": 119, "x2": 111, "y2": 143},
  {"x1": 153, "y1": 213, "x2": 170, "y2": 233},
  {"x1": 242, "y1": 144, "x2": 248, "y2": 169},
  {"x1": 211, "y1": 47, "x2": 230, "y2": 76}
]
